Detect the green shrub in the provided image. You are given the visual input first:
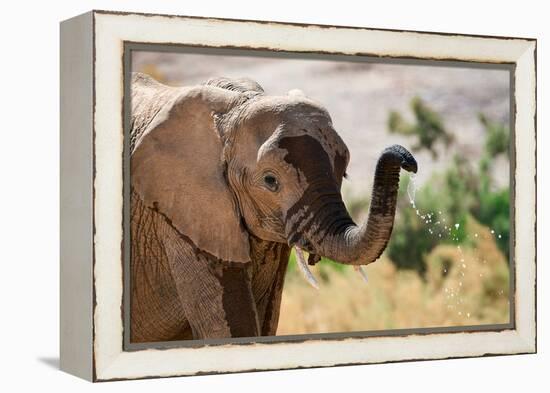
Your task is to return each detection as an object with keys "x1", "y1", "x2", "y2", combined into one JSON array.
[
  {"x1": 479, "y1": 113, "x2": 510, "y2": 158},
  {"x1": 386, "y1": 99, "x2": 510, "y2": 275},
  {"x1": 473, "y1": 187, "x2": 510, "y2": 258},
  {"x1": 388, "y1": 169, "x2": 470, "y2": 275},
  {"x1": 388, "y1": 96, "x2": 454, "y2": 159}
]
